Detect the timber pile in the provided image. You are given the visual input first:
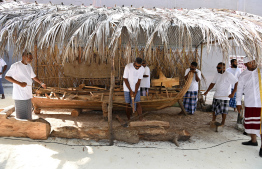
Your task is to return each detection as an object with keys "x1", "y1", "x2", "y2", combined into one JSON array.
[
  {"x1": 0, "y1": 106, "x2": 51, "y2": 140},
  {"x1": 49, "y1": 120, "x2": 191, "y2": 145}
]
